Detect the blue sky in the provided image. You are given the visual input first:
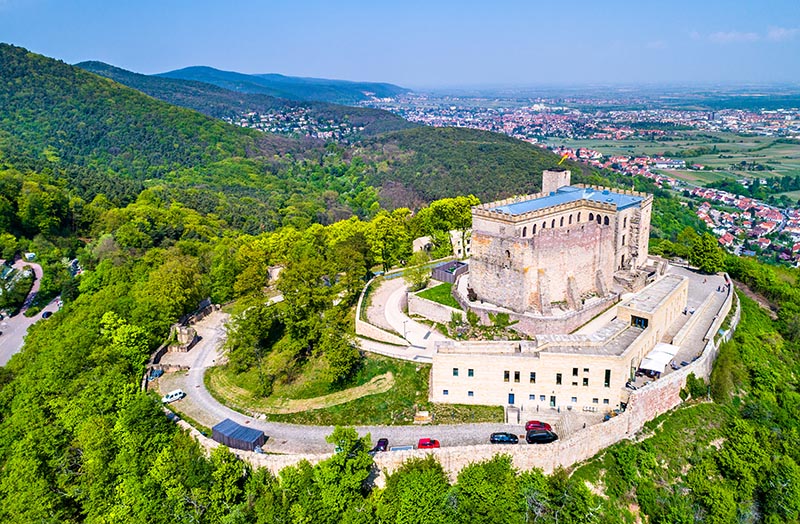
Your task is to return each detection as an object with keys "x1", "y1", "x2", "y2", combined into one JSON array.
[{"x1": 1, "y1": 0, "x2": 799, "y2": 88}]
